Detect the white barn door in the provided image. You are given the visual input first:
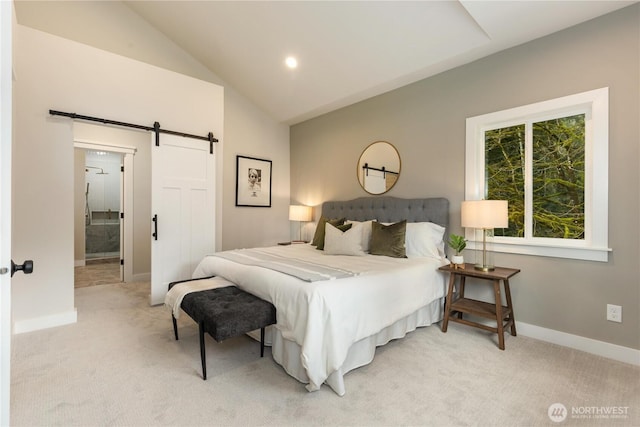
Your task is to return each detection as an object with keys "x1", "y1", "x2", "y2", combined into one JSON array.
[{"x1": 150, "y1": 134, "x2": 215, "y2": 305}]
